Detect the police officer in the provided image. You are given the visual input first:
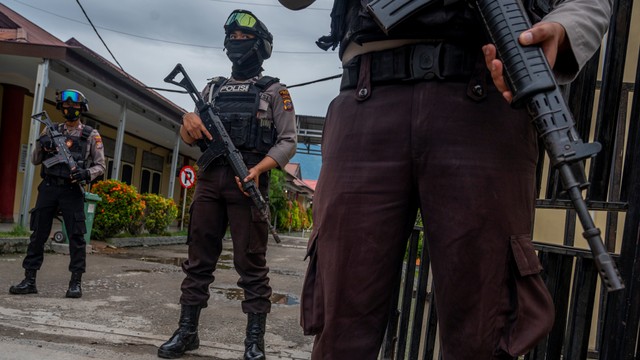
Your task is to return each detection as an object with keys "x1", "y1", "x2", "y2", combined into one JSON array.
[
  {"x1": 158, "y1": 9, "x2": 297, "y2": 360},
  {"x1": 9, "y1": 89, "x2": 105, "y2": 299},
  {"x1": 279, "y1": 0, "x2": 612, "y2": 359}
]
